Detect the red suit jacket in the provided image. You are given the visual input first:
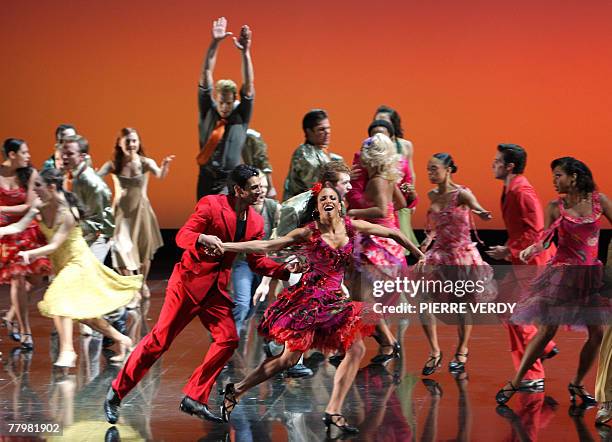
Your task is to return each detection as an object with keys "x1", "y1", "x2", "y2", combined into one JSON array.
[
  {"x1": 502, "y1": 175, "x2": 556, "y2": 266},
  {"x1": 175, "y1": 194, "x2": 289, "y2": 305}
]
